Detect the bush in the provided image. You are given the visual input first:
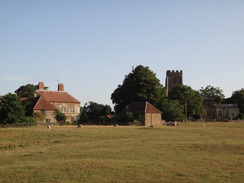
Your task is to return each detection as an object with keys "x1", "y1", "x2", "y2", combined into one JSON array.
[
  {"x1": 129, "y1": 120, "x2": 143, "y2": 126},
  {"x1": 23, "y1": 116, "x2": 37, "y2": 122},
  {"x1": 55, "y1": 110, "x2": 67, "y2": 123}
]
